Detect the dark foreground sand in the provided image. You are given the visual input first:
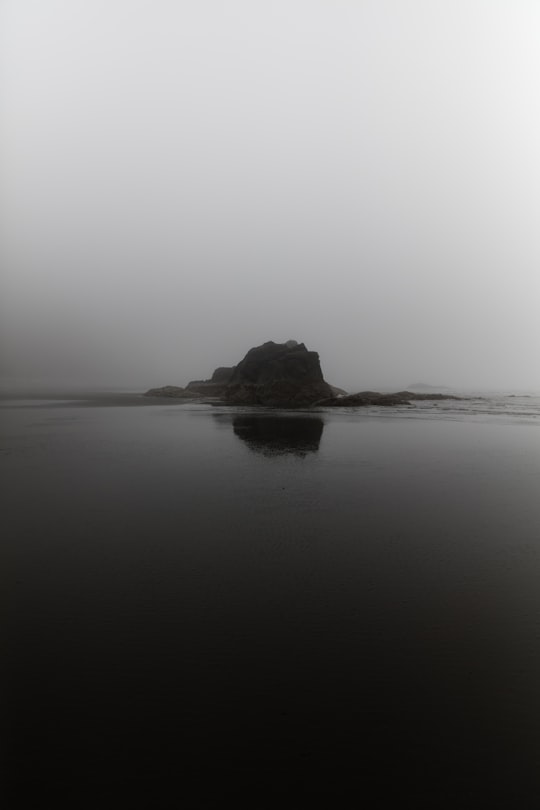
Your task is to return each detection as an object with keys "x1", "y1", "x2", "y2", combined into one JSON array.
[{"x1": 3, "y1": 396, "x2": 540, "y2": 804}]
